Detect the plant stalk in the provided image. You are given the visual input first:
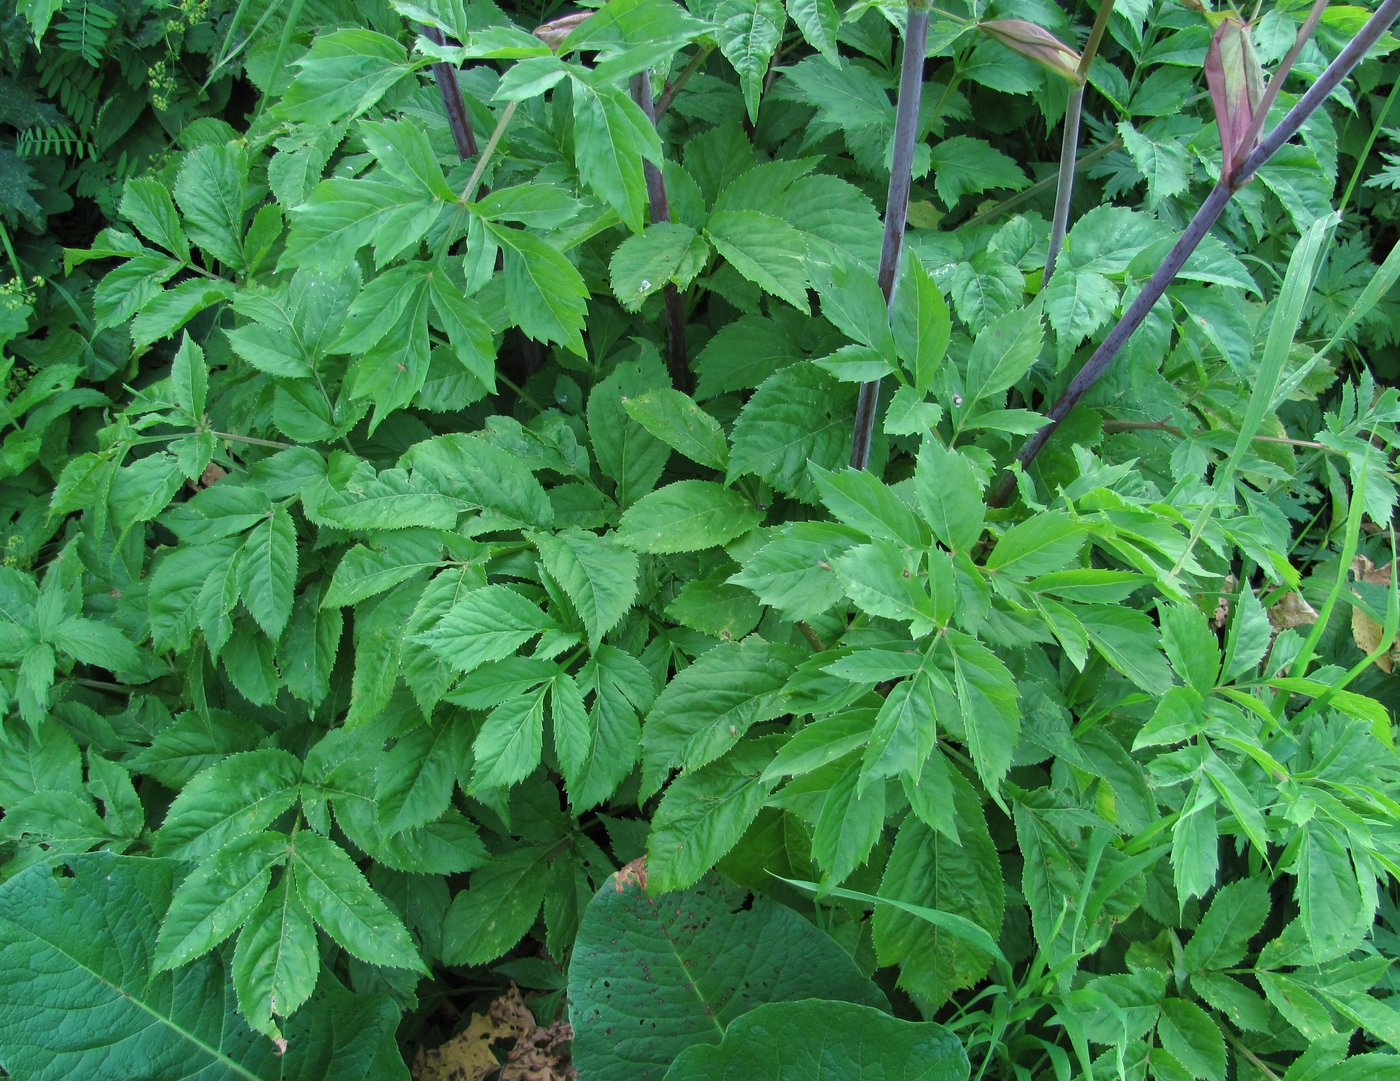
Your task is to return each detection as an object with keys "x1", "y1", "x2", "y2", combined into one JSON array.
[
  {"x1": 1044, "y1": 0, "x2": 1116, "y2": 283},
  {"x1": 422, "y1": 26, "x2": 479, "y2": 160},
  {"x1": 989, "y1": 0, "x2": 1400, "y2": 507},
  {"x1": 851, "y1": 0, "x2": 931, "y2": 470},
  {"x1": 631, "y1": 71, "x2": 692, "y2": 393}
]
